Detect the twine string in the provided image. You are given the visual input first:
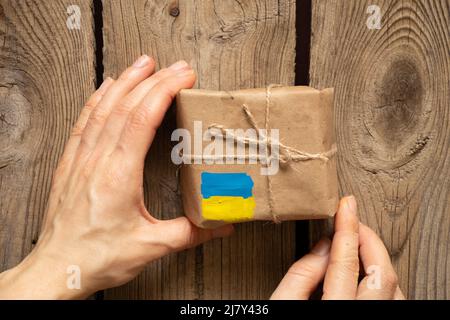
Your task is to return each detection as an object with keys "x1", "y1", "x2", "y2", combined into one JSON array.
[{"x1": 264, "y1": 84, "x2": 277, "y2": 221}]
